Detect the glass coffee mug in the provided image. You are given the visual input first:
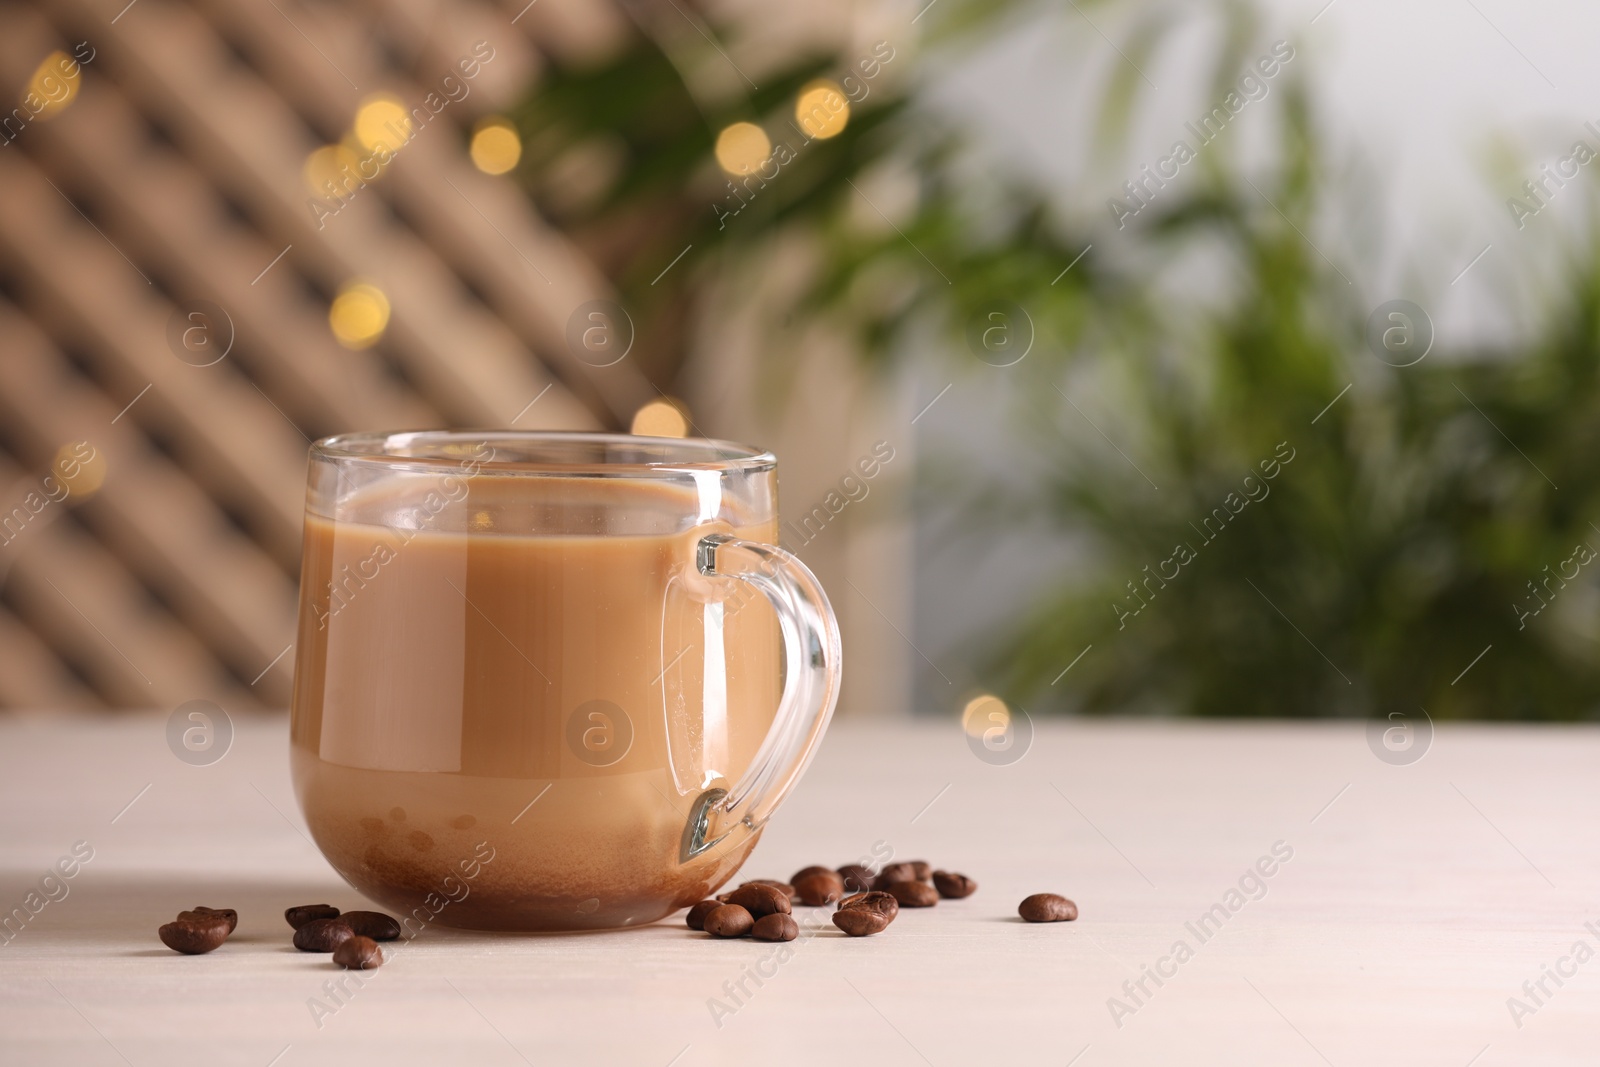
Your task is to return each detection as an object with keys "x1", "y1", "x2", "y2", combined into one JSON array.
[{"x1": 289, "y1": 431, "x2": 841, "y2": 931}]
